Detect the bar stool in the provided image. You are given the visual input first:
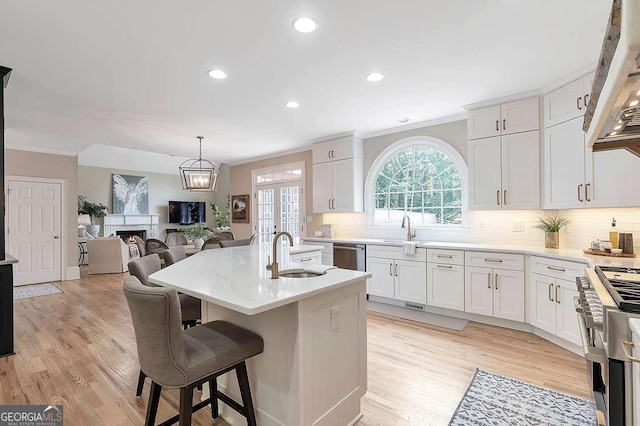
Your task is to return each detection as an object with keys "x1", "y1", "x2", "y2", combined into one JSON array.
[{"x1": 123, "y1": 276, "x2": 263, "y2": 426}]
